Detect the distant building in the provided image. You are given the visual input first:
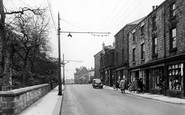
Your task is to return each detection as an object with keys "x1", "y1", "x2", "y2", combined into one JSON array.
[
  {"x1": 94, "y1": 51, "x2": 102, "y2": 79},
  {"x1": 100, "y1": 43, "x2": 115, "y2": 86},
  {"x1": 87, "y1": 68, "x2": 95, "y2": 83},
  {"x1": 65, "y1": 79, "x2": 74, "y2": 84},
  {"x1": 74, "y1": 66, "x2": 88, "y2": 84}
]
